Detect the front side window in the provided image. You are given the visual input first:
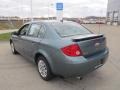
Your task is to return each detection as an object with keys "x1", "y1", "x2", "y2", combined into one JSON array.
[
  {"x1": 28, "y1": 24, "x2": 41, "y2": 37},
  {"x1": 19, "y1": 24, "x2": 29, "y2": 36}
]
